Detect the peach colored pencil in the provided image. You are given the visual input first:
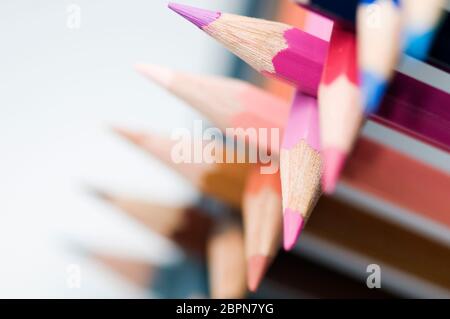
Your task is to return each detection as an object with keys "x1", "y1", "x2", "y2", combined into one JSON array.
[
  {"x1": 207, "y1": 218, "x2": 247, "y2": 299},
  {"x1": 243, "y1": 165, "x2": 282, "y2": 292},
  {"x1": 136, "y1": 64, "x2": 289, "y2": 154}
]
